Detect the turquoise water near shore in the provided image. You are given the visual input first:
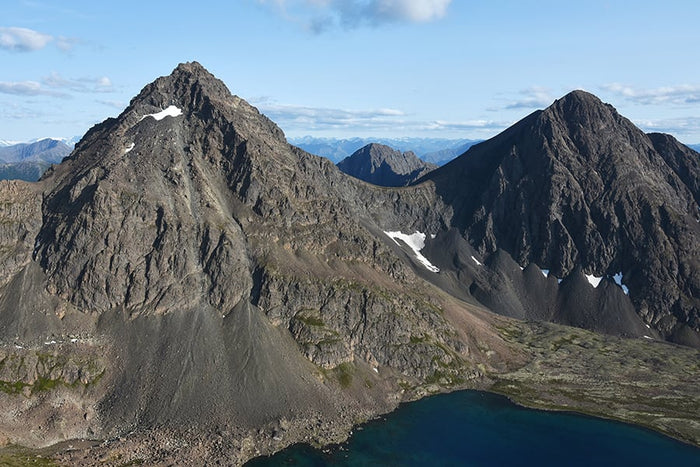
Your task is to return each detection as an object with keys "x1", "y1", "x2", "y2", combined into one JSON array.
[{"x1": 246, "y1": 390, "x2": 700, "y2": 466}]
